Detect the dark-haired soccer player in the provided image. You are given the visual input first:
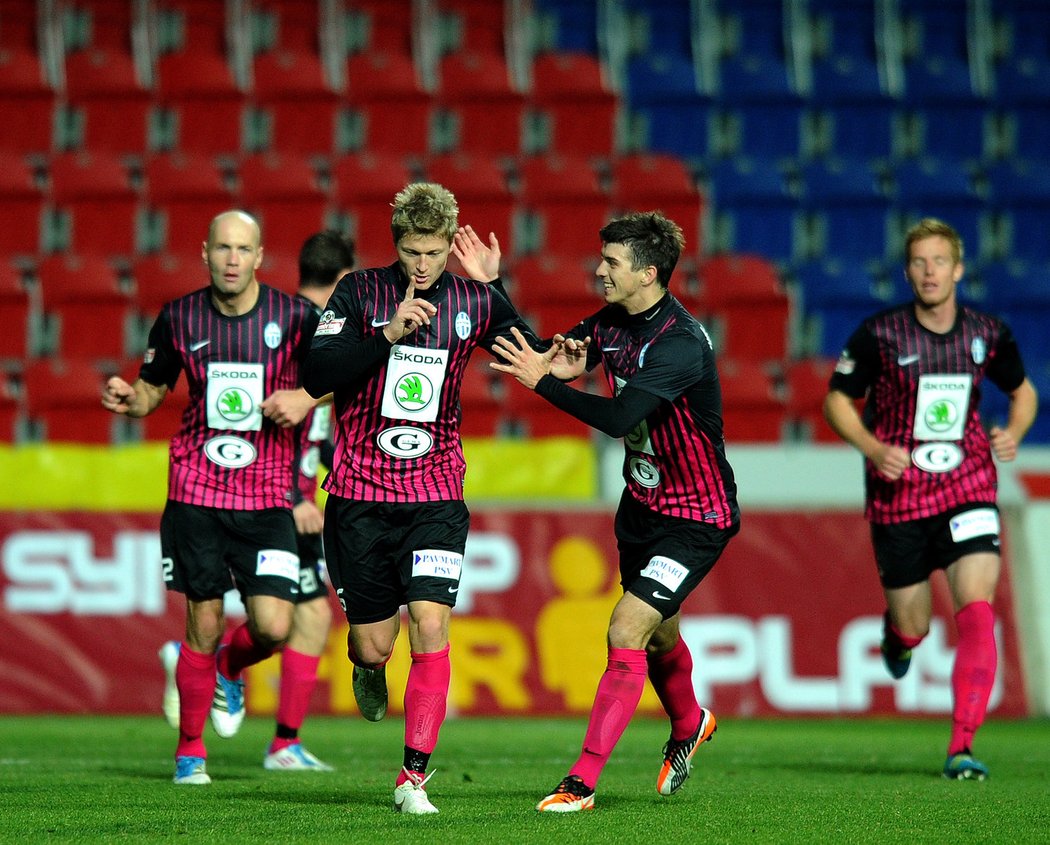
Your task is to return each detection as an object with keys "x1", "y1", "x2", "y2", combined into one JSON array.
[
  {"x1": 103, "y1": 210, "x2": 320, "y2": 785},
  {"x1": 476, "y1": 212, "x2": 739, "y2": 812},
  {"x1": 302, "y1": 183, "x2": 540, "y2": 814},
  {"x1": 823, "y1": 217, "x2": 1038, "y2": 780}
]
